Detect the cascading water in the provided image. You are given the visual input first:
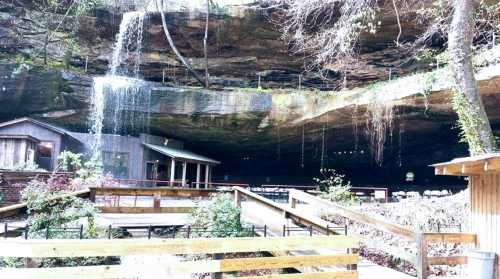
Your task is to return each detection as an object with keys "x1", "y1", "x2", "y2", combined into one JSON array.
[{"x1": 89, "y1": 11, "x2": 150, "y2": 162}]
